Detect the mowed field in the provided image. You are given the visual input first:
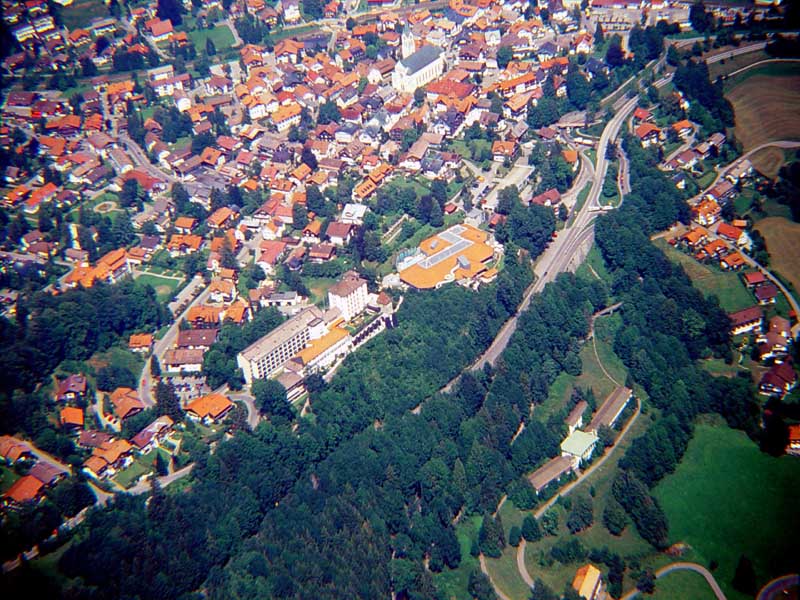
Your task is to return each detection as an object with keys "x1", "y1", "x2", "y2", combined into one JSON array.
[
  {"x1": 725, "y1": 64, "x2": 800, "y2": 177},
  {"x1": 755, "y1": 217, "x2": 800, "y2": 292},
  {"x1": 654, "y1": 424, "x2": 800, "y2": 600}
]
